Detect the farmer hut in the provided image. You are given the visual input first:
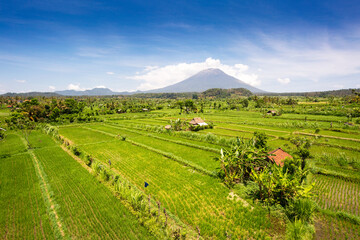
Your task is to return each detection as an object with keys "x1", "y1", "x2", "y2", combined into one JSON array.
[
  {"x1": 164, "y1": 125, "x2": 172, "y2": 130},
  {"x1": 267, "y1": 148, "x2": 292, "y2": 167},
  {"x1": 267, "y1": 110, "x2": 277, "y2": 116},
  {"x1": 189, "y1": 117, "x2": 208, "y2": 126}
]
